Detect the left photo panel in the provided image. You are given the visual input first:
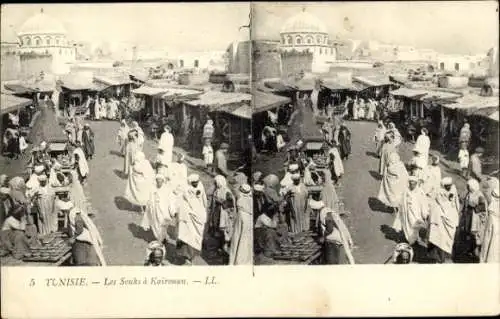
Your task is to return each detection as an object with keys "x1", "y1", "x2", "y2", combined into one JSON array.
[{"x1": 0, "y1": 3, "x2": 252, "y2": 266}]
